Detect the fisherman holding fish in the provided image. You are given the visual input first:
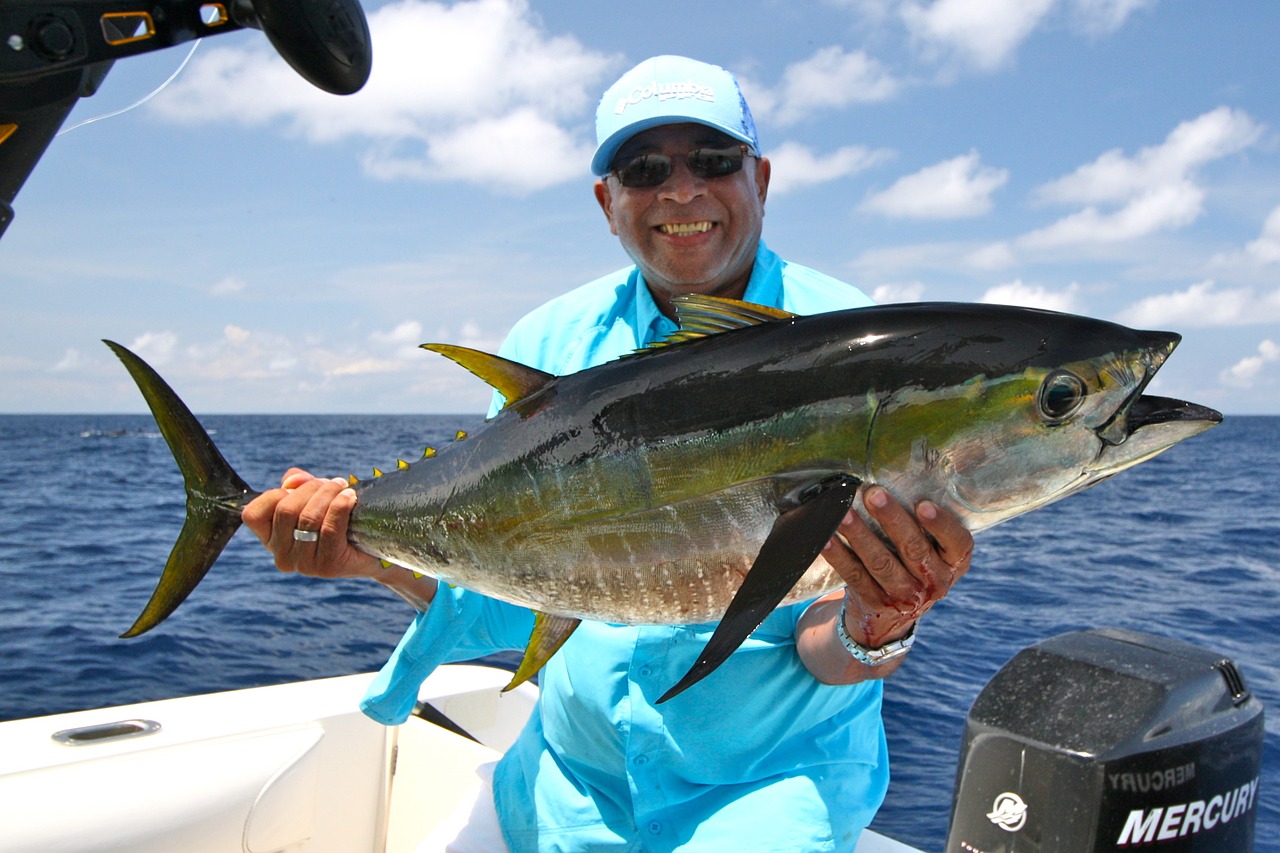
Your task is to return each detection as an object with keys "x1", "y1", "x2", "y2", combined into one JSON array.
[{"x1": 244, "y1": 57, "x2": 975, "y2": 852}]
